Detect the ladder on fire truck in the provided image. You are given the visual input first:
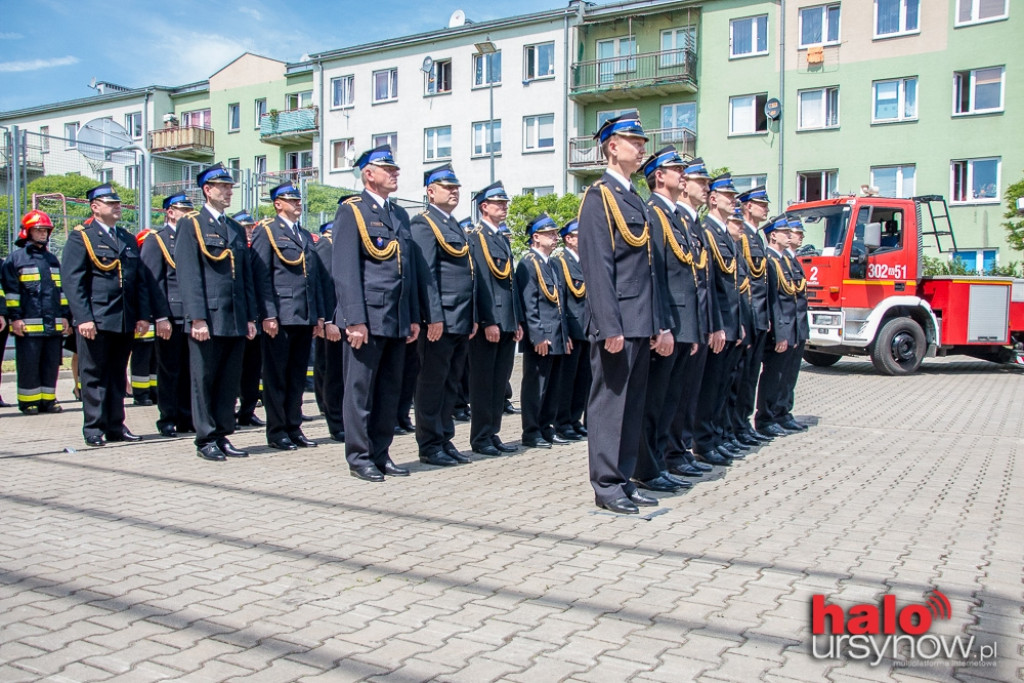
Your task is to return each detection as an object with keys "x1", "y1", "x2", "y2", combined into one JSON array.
[{"x1": 913, "y1": 195, "x2": 959, "y2": 254}]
